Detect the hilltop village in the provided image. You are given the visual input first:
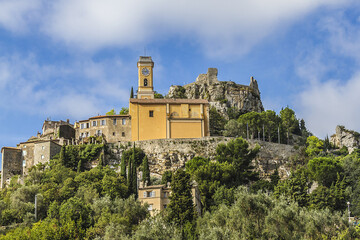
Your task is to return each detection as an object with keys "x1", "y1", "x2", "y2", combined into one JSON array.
[
  {"x1": 2, "y1": 56, "x2": 360, "y2": 239},
  {"x1": 2, "y1": 56, "x2": 209, "y2": 186},
  {"x1": 1, "y1": 55, "x2": 264, "y2": 185}
]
